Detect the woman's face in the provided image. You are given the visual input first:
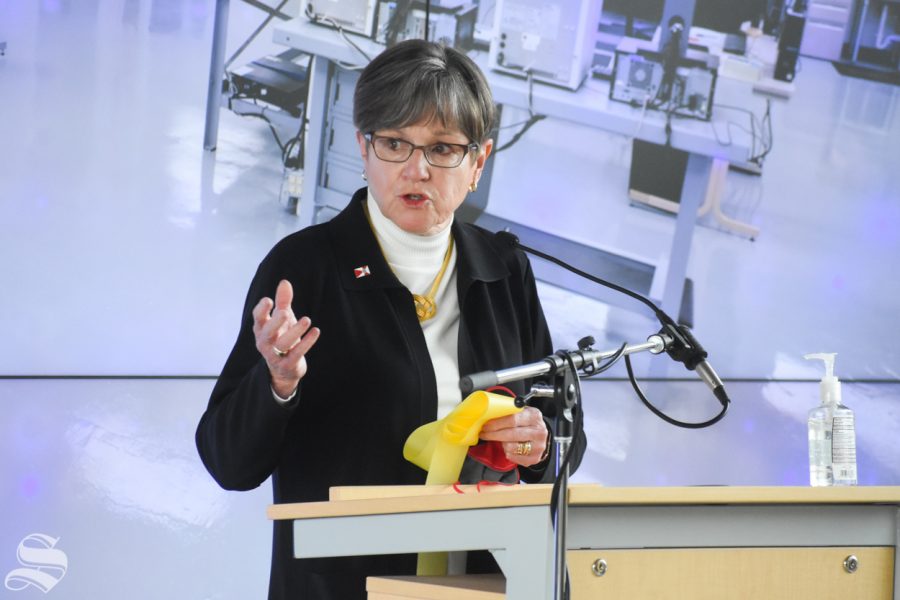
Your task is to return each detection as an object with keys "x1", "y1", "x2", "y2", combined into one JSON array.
[{"x1": 356, "y1": 121, "x2": 492, "y2": 236}]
